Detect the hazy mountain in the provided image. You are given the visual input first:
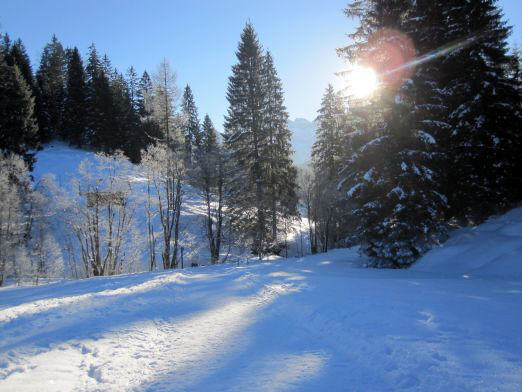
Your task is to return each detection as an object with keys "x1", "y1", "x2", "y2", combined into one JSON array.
[{"x1": 288, "y1": 118, "x2": 317, "y2": 165}]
